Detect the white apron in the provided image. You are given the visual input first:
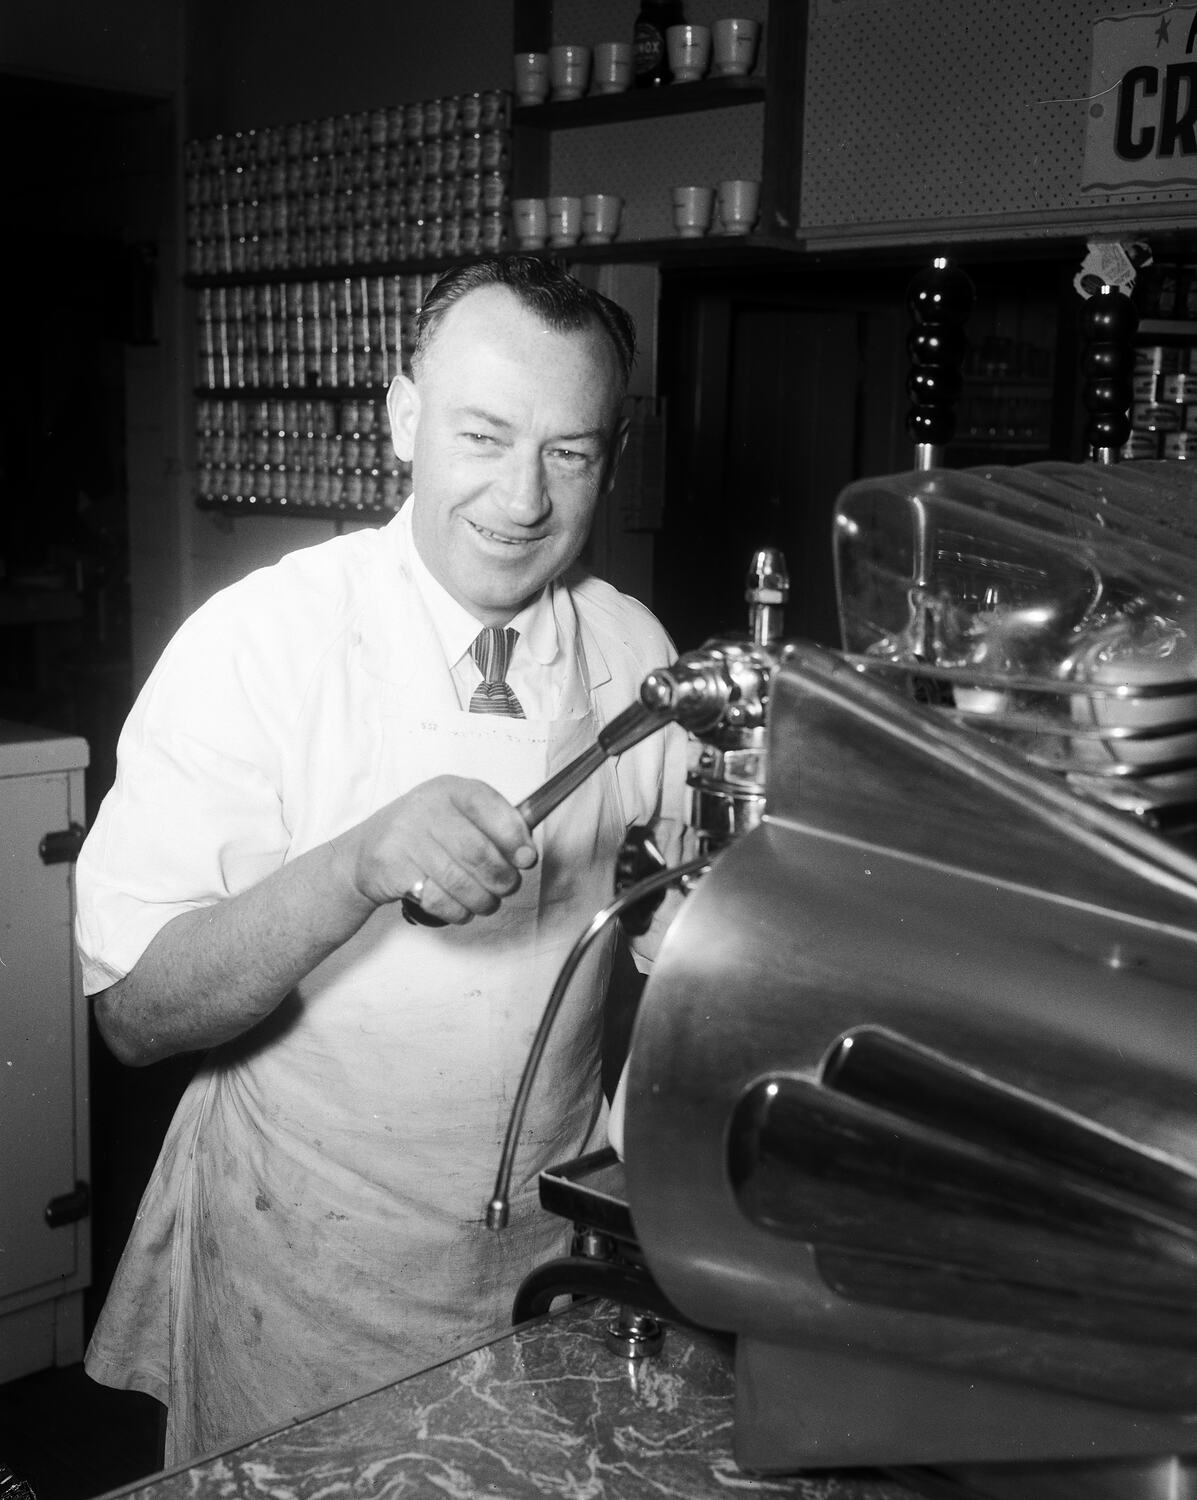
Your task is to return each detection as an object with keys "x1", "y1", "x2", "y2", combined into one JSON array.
[{"x1": 93, "y1": 579, "x2": 626, "y2": 1465}]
